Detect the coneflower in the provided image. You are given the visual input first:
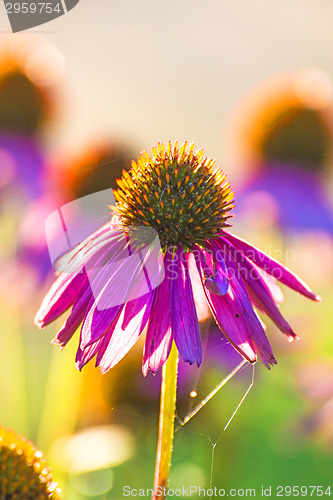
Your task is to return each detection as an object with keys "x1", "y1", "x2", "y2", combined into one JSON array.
[{"x1": 35, "y1": 141, "x2": 320, "y2": 374}]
